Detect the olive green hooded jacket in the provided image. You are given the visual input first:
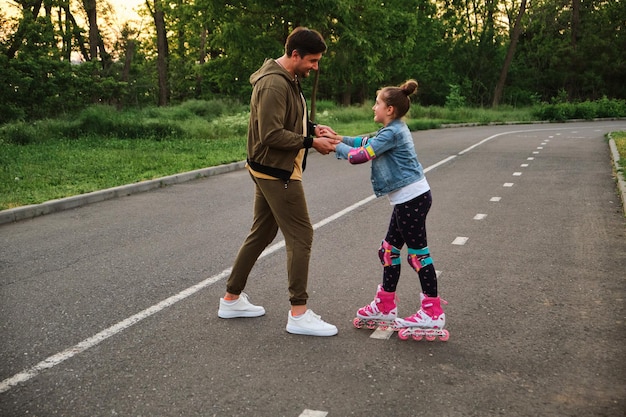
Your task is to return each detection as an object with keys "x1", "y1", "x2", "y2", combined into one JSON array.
[{"x1": 246, "y1": 58, "x2": 316, "y2": 182}]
